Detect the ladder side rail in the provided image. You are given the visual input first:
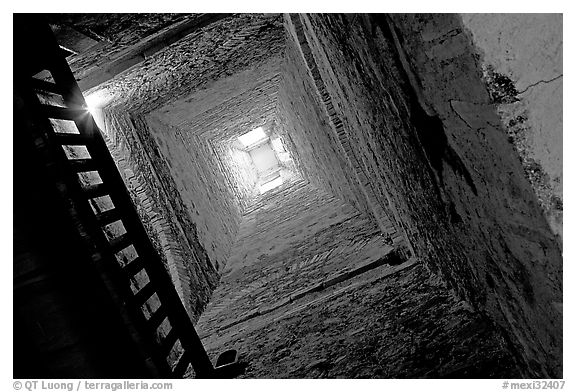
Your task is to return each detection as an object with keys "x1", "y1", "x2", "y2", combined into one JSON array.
[{"x1": 23, "y1": 17, "x2": 215, "y2": 378}]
